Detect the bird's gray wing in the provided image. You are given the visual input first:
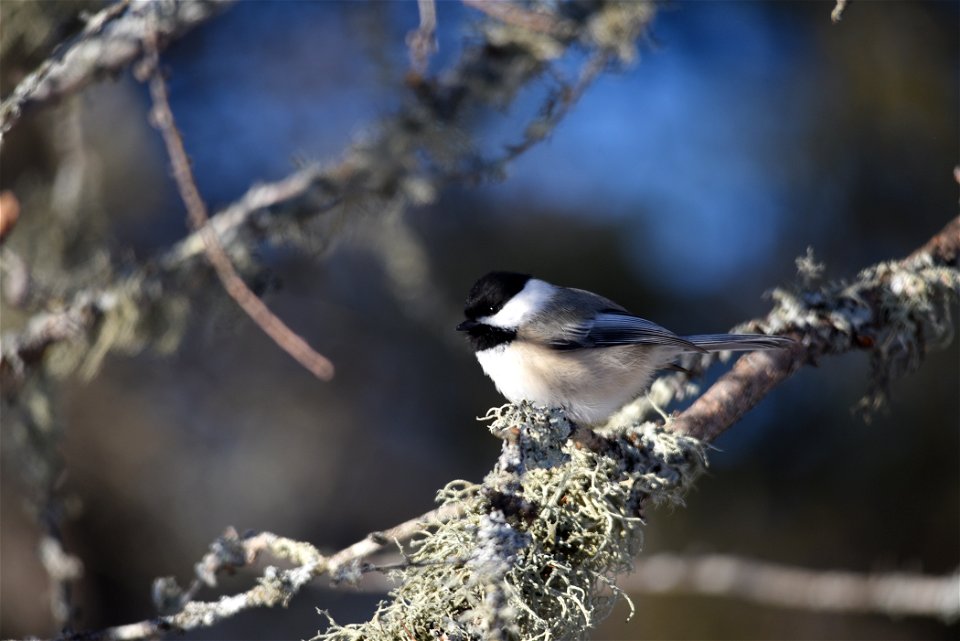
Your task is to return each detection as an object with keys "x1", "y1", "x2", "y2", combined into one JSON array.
[{"x1": 547, "y1": 309, "x2": 703, "y2": 352}]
